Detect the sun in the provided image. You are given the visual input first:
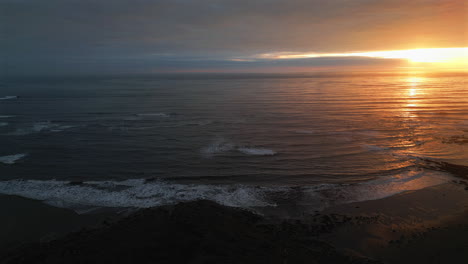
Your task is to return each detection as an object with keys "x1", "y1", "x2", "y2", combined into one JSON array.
[
  {"x1": 377, "y1": 48, "x2": 466, "y2": 63},
  {"x1": 402, "y1": 50, "x2": 447, "y2": 63},
  {"x1": 253, "y1": 47, "x2": 468, "y2": 68},
  {"x1": 346, "y1": 48, "x2": 468, "y2": 64}
]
